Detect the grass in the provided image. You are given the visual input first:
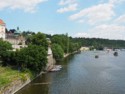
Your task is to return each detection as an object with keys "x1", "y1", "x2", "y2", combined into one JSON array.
[{"x1": 0, "y1": 66, "x2": 33, "y2": 89}]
